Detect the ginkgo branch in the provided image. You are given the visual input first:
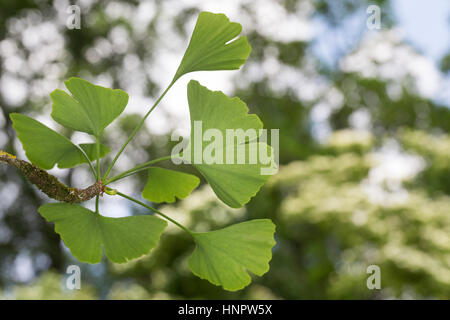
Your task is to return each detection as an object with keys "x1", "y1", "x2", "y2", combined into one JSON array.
[
  {"x1": 0, "y1": 153, "x2": 104, "y2": 203},
  {"x1": 7, "y1": 12, "x2": 275, "y2": 291}
]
